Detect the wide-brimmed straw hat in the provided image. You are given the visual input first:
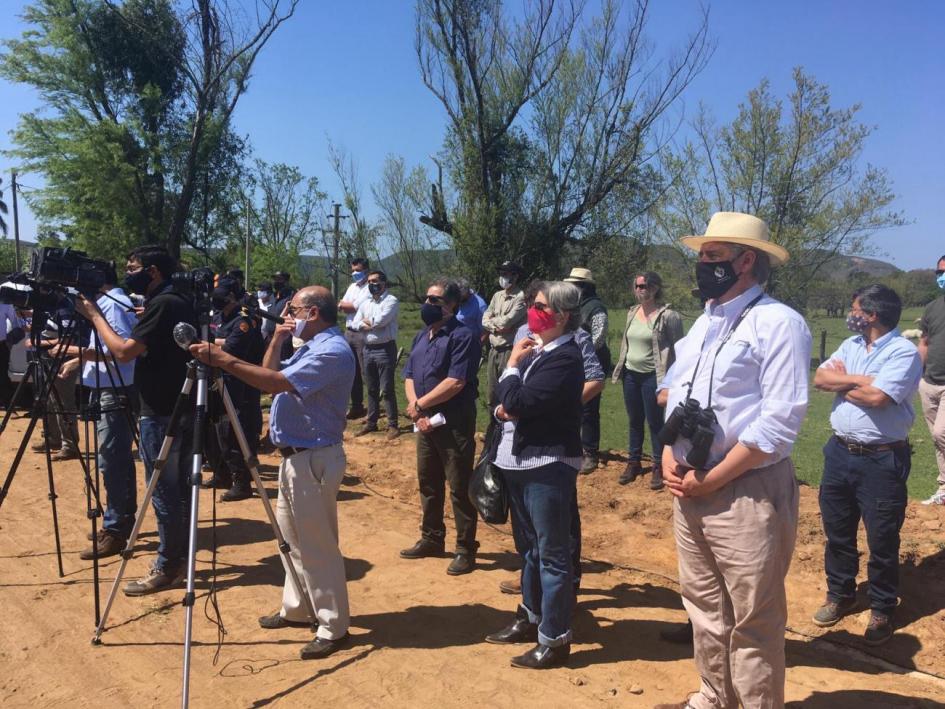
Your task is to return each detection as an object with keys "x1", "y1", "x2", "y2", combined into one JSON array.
[
  {"x1": 681, "y1": 212, "x2": 789, "y2": 267},
  {"x1": 563, "y1": 267, "x2": 595, "y2": 284}
]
